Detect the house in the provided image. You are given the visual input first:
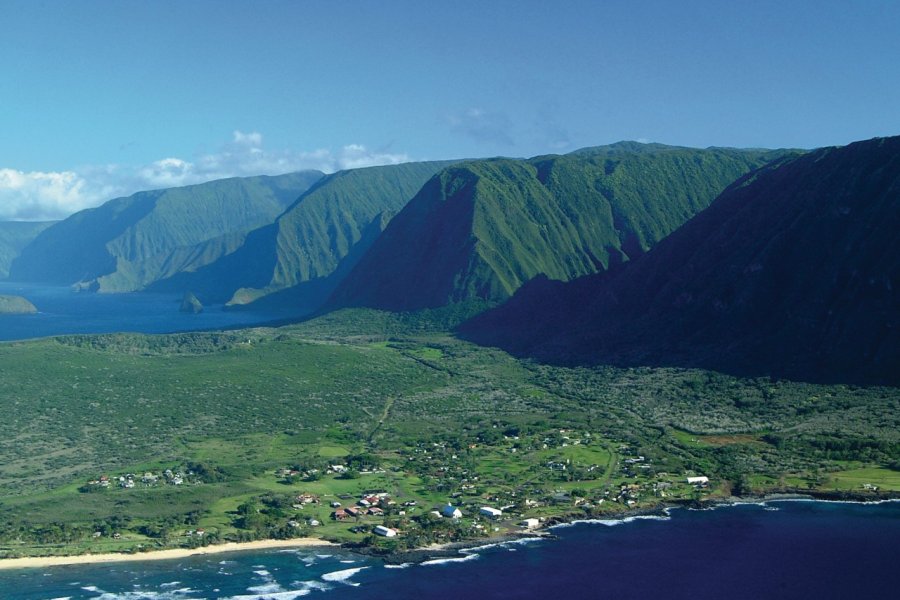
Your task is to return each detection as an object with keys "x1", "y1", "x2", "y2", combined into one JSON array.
[
  {"x1": 687, "y1": 476, "x2": 709, "y2": 486},
  {"x1": 367, "y1": 507, "x2": 384, "y2": 516},
  {"x1": 345, "y1": 506, "x2": 361, "y2": 518},
  {"x1": 373, "y1": 525, "x2": 397, "y2": 537},
  {"x1": 332, "y1": 508, "x2": 349, "y2": 521},
  {"x1": 479, "y1": 506, "x2": 502, "y2": 519},
  {"x1": 441, "y1": 504, "x2": 463, "y2": 519},
  {"x1": 519, "y1": 518, "x2": 540, "y2": 529}
]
